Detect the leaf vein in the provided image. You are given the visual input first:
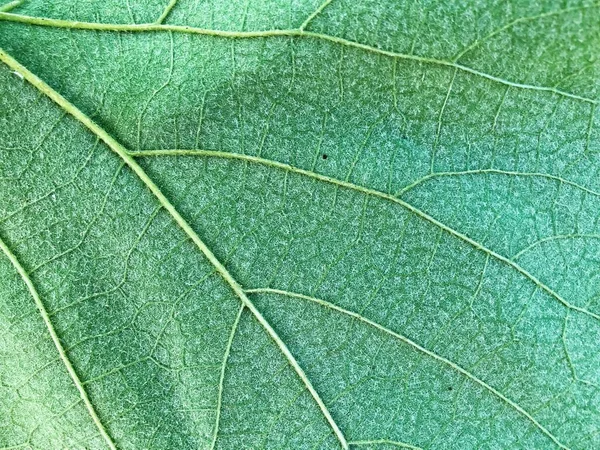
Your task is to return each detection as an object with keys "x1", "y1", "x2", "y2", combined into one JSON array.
[
  {"x1": 245, "y1": 287, "x2": 570, "y2": 450},
  {"x1": 0, "y1": 48, "x2": 349, "y2": 450},
  {"x1": 300, "y1": 0, "x2": 334, "y2": 31},
  {"x1": 453, "y1": 3, "x2": 600, "y2": 62},
  {"x1": 211, "y1": 304, "x2": 244, "y2": 450},
  {"x1": 129, "y1": 148, "x2": 600, "y2": 323},
  {"x1": 0, "y1": 0, "x2": 22, "y2": 13},
  {"x1": 155, "y1": 0, "x2": 178, "y2": 25},
  {"x1": 396, "y1": 168, "x2": 600, "y2": 198},
  {"x1": 0, "y1": 234, "x2": 117, "y2": 450},
  {"x1": 0, "y1": 12, "x2": 596, "y2": 104}
]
